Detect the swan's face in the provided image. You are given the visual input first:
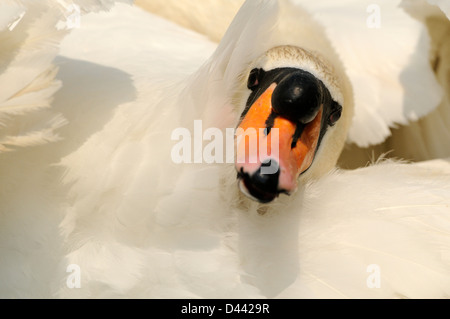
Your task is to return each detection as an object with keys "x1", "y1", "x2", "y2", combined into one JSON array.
[{"x1": 235, "y1": 46, "x2": 347, "y2": 203}]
